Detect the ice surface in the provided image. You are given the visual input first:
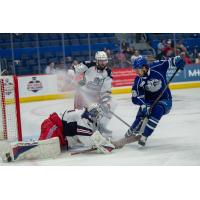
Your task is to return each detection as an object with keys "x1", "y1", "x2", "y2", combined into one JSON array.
[{"x1": 1, "y1": 88, "x2": 200, "y2": 165}]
